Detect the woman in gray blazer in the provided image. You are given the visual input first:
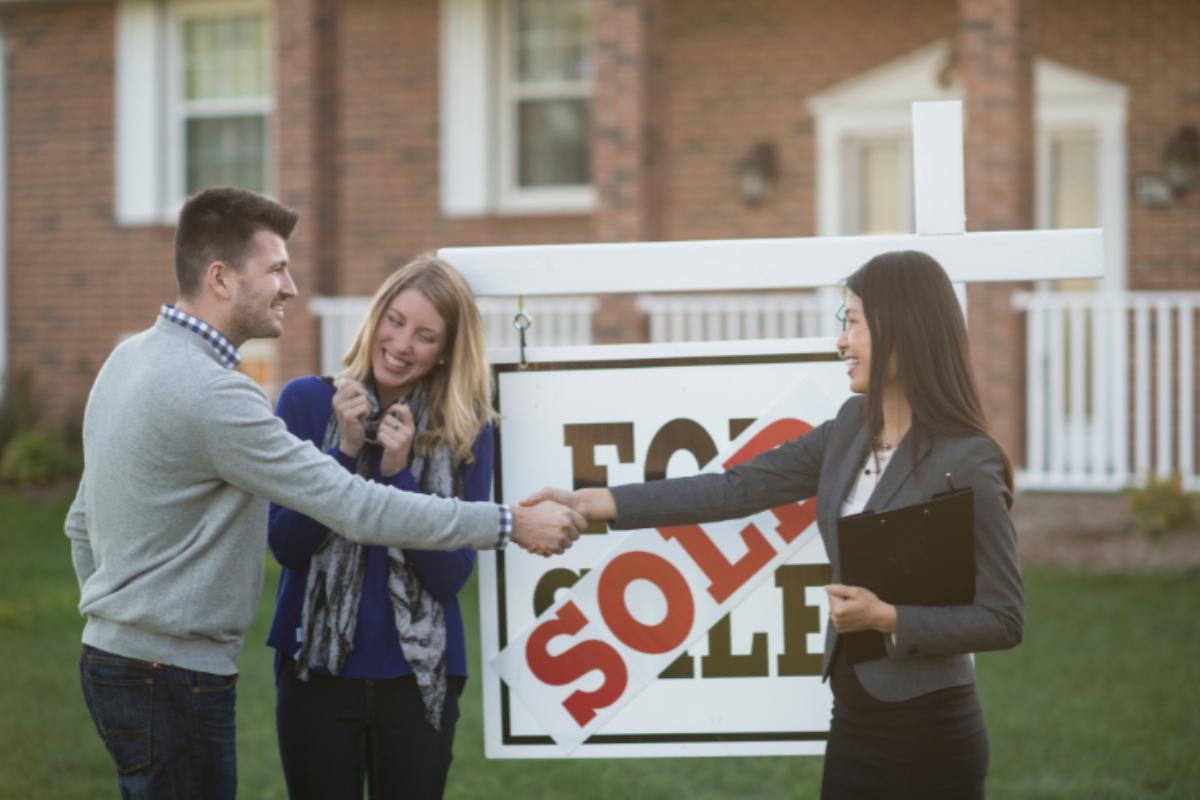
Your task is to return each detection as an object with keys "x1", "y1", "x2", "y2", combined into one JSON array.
[{"x1": 526, "y1": 250, "x2": 1024, "y2": 799}]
